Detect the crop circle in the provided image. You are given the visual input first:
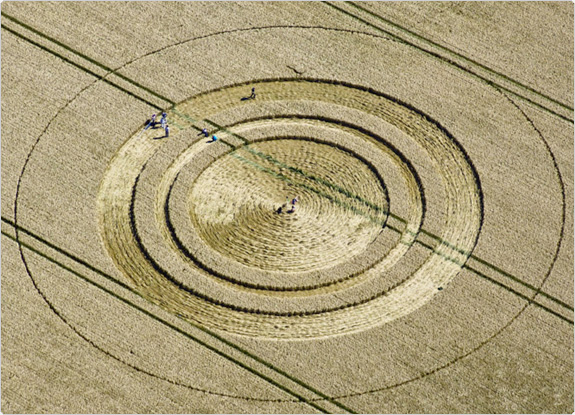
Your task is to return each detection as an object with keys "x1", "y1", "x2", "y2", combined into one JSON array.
[{"x1": 97, "y1": 78, "x2": 482, "y2": 339}]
